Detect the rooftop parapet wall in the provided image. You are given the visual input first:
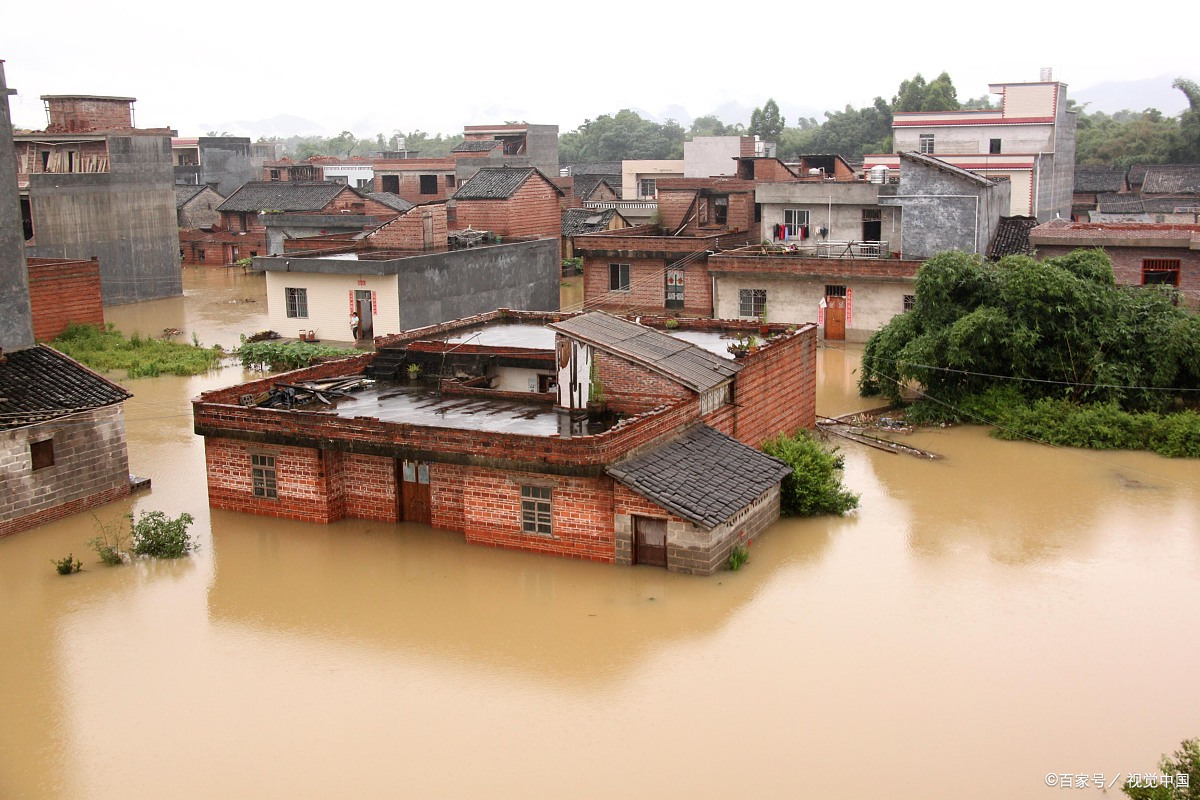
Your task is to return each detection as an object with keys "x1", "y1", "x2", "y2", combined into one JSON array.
[{"x1": 707, "y1": 251, "x2": 922, "y2": 279}]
